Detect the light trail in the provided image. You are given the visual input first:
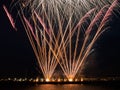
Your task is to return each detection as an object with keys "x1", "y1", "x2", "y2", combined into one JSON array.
[
  {"x1": 3, "y1": 5, "x2": 17, "y2": 31},
  {"x1": 3, "y1": 0, "x2": 118, "y2": 81}
]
